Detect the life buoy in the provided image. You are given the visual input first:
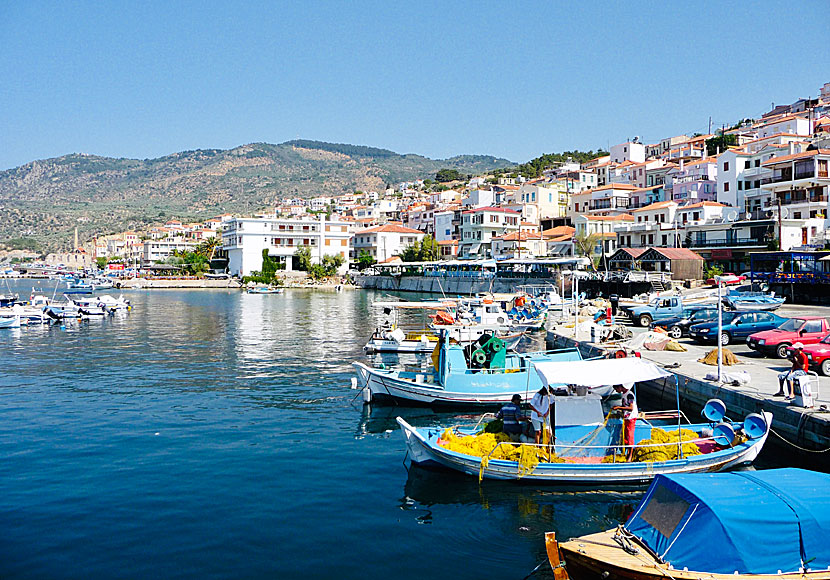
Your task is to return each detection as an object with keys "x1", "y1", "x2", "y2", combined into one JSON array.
[
  {"x1": 515, "y1": 296, "x2": 526, "y2": 307},
  {"x1": 614, "y1": 349, "x2": 627, "y2": 359}
]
